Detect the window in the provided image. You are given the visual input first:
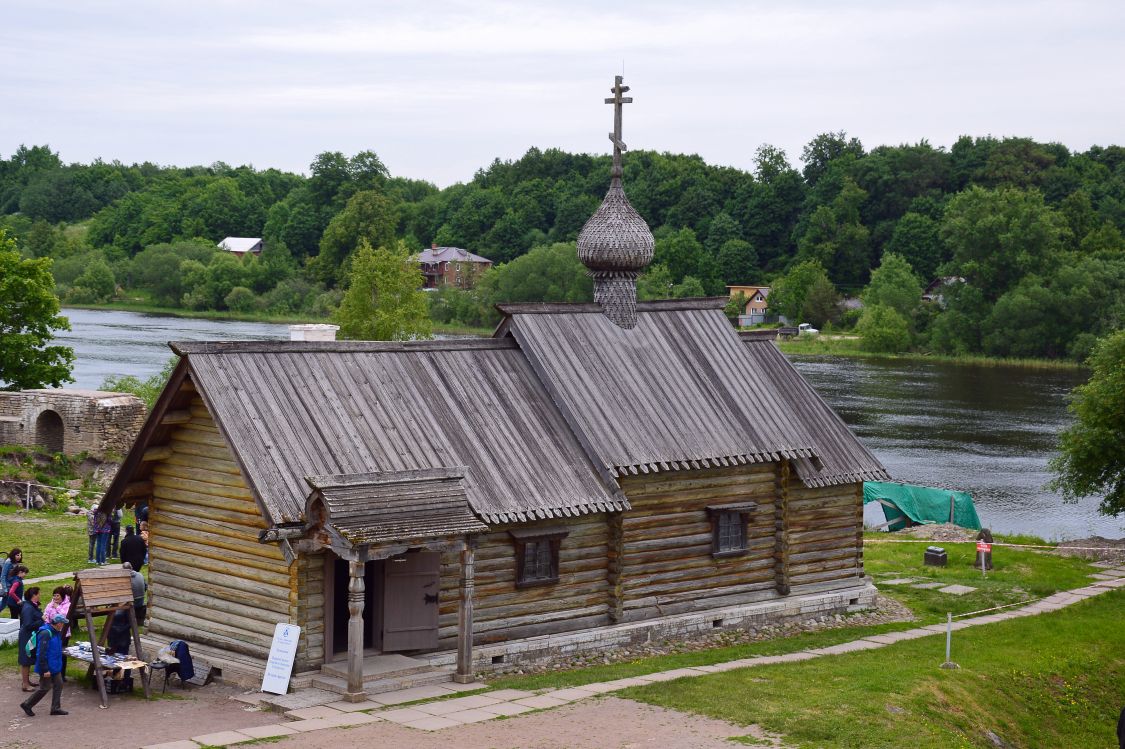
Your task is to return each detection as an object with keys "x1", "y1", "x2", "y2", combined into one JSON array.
[
  {"x1": 509, "y1": 527, "x2": 568, "y2": 588},
  {"x1": 707, "y1": 503, "x2": 755, "y2": 557}
]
